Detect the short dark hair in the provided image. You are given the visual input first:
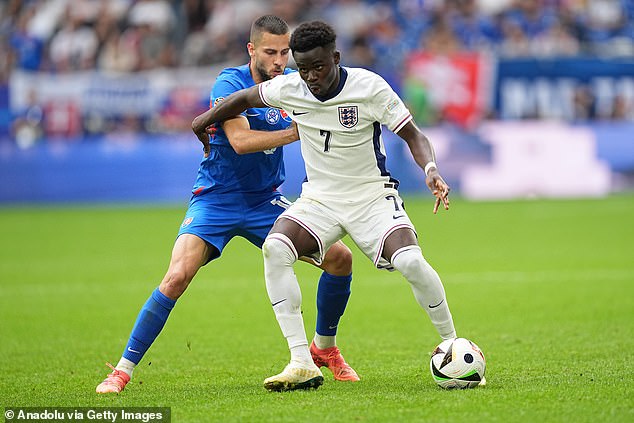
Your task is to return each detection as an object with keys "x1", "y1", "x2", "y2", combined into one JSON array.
[
  {"x1": 290, "y1": 21, "x2": 337, "y2": 53},
  {"x1": 250, "y1": 15, "x2": 289, "y2": 43}
]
